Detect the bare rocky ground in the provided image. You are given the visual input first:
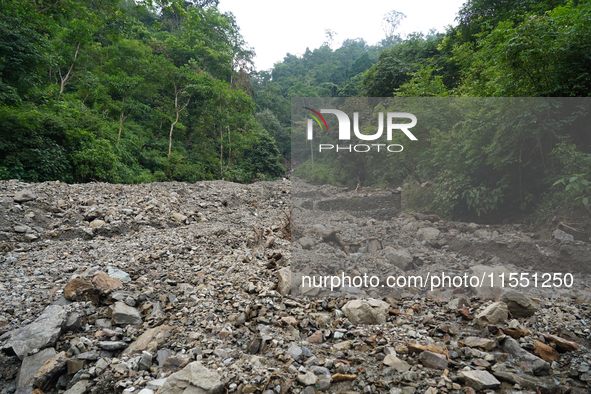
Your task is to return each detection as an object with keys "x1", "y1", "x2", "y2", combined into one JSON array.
[{"x1": 0, "y1": 178, "x2": 591, "y2": 394}]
